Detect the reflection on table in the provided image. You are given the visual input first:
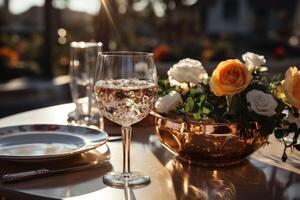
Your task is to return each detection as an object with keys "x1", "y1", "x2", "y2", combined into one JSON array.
[{"x1": 149, "y1": 134, "x2": 300, "y2": 200}]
